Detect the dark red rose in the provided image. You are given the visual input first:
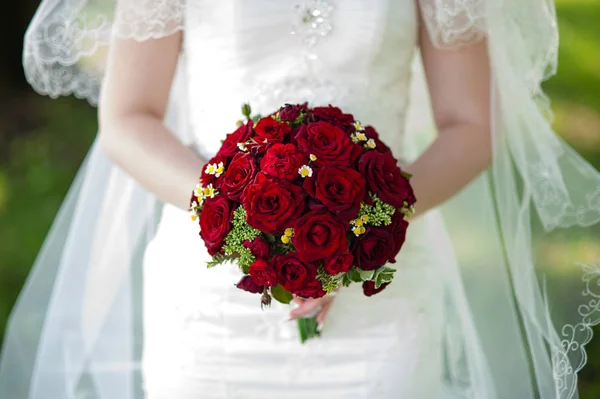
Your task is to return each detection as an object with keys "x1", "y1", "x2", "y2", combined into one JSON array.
[
  {"x1": 217, "y1": 121, "x2": 254, "y2": 158},
  {"x1": 199, "y1": 197, "x2": 234, "y2": 256},
  {"x1": 363, "y1": 126, "x2": 392, "y2": 153},
  {"x1": 200, "y1": 154, "x2": 228, "y2": 189},
  {"x1": 362, "y1": 280, "x2": 390, "y2": 297},
  {"x1": 236, "y1": 275, "x2": 264, "y2": 294},
  {"x1": 243, "y1": 236, "x2": 270, "y2": 260},
  {"x1": 292, "y1": 210, "x2": 348, "y2": 263},
  {"x1": 249, "y1": 259, "x2": 278, "y2": 287},
  {"x1": 314, "y1": 165, "x2": 366, "y2": 221},
  {"x1": 384, "y1": 213, "x2": 409, "y2": 263},
  {"x1": 352, "y1": 227, "x2": 394, "y2": 270},
  {"x1": 295, "y1": 280, "x2": 327, "y2": 299},
  {"x1": 260, "y1": 143, "x2": 307, "y2": 182},
  {"x1": 272, "y1": 252, "x2": 317, "y2": 292},
  {"x1": 242, "y1": 172, "x2": 306, "y2": 235},
  {"x1": 312, "y1": 105, "x2": 355, "y2": 128},
  {"x1": 323, "y1": 252, "x2": 354, "y2": 275},
  {"x1": 279, "y1": 103, "x2": 307, "y2": 122},
  {"x1": 255, "y1": 116, "x2": 292, "y2": 143},
  {"x1": 295, "y1": 122, "x2": 362, "y2": 167},
  {"x1": 221, "y1": 153, "x2": 257, "y2": 202},
  {"x1": 357, "y1": 151, "x2": 416, "y2": 208}
]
